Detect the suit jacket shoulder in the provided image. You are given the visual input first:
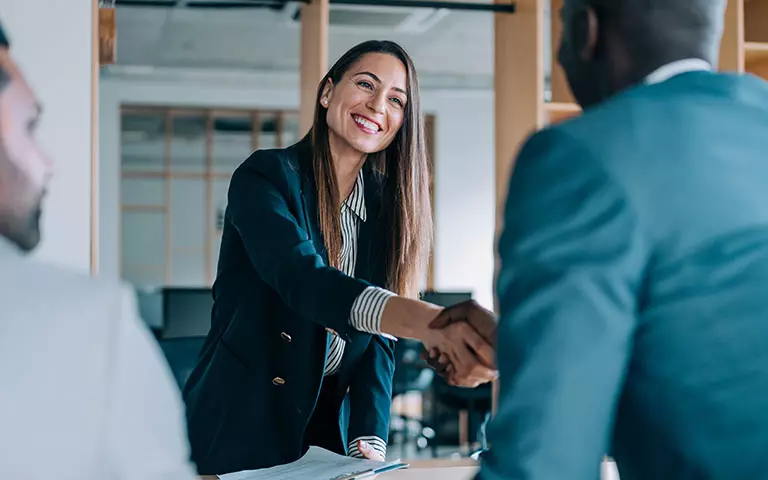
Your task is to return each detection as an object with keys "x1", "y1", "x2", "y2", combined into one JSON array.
[{"x1": 236, "y1": 139, "x2": 310, "y2": 191}]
